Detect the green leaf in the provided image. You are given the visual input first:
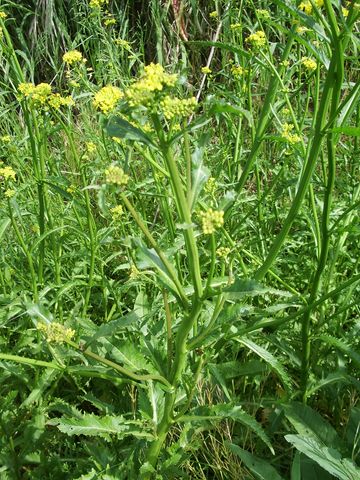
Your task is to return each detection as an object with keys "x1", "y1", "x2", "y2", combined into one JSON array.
[
  {"x1": 228, "y1": 444, "x2": 284, "y2": 480},
  {"x1": 285, "y1": 435, "x2": 360, "y2": 480},
  {"x1": 319, "y1": 334, "x2": 360, "y2": 368},
  {"x1": 189, "y1": 144, "x2": 210, "y2": 210},
  {"x1": 48, "y1": 413, "x2": 153, "y2": 440},
  {"x1": 0, "y1": 217, "x2": 10, "y2": 241},
  {"x1": 331, "y1": 126, "x2": 360, "y2": 136},
  {"x1": 283, "y1": 402, "x2": 344, "y2": 451},
  {"x1": 106, "y1": 116, "x2": 155, "y2": 146},
  {"x1": 85, "y1": 312, "x2": 139, "y2": 347},
  {"x1": 26, "y1": 302, "x2": 54, "y2": 325},
  {"x1": 224, "y1": 278, "x2": 291, "y2": 299},
  {"x1": 208, "y1": 360, "x2": 267, "y2": 380},
  {"x1": 291, "y1": 452, "x2": 301, "y2": 480},
  {"x1": 235, "y1": 337, "x2": 292, "y2": 392}
]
